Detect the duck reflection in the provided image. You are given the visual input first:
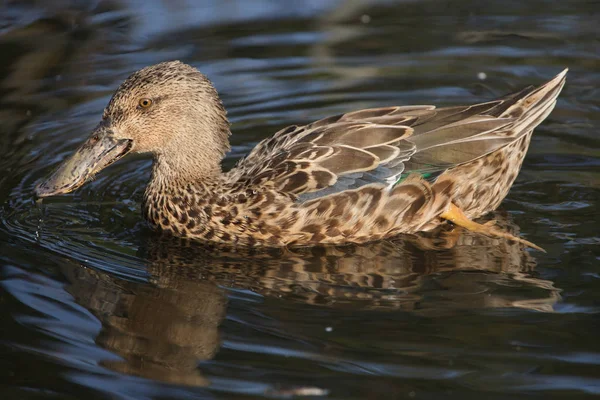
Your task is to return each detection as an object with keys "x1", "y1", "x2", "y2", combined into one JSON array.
[{"x1": 64, "y1": 211, "x2": 559, "y2": 386}]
